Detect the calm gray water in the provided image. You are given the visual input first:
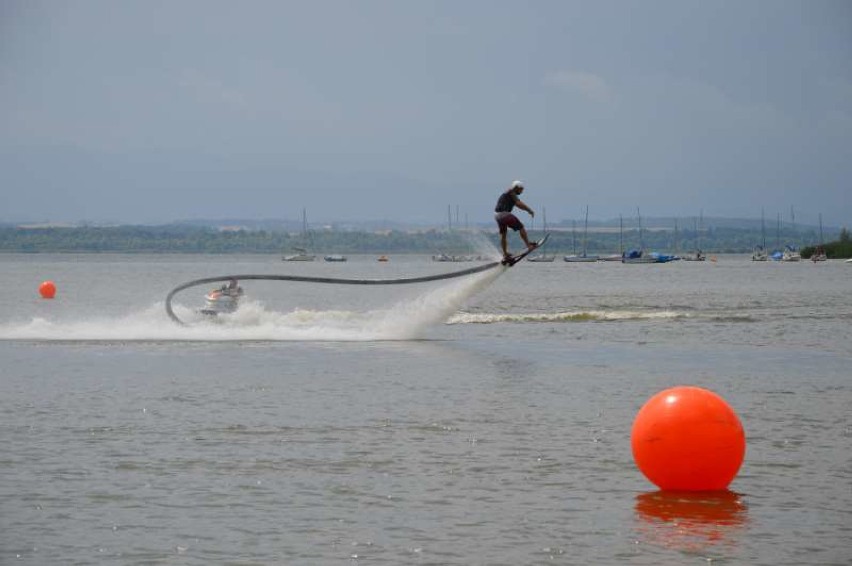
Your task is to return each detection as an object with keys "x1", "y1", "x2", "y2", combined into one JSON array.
[{"x1": 1, "y1": 253, "x2": 850, "y2": 565}]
